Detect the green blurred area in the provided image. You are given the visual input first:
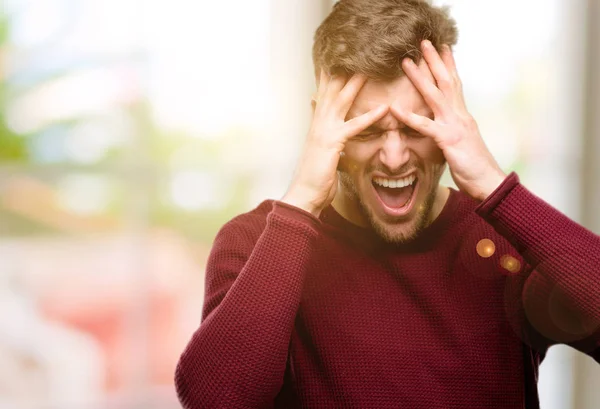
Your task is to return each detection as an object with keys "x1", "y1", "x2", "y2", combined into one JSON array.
[
  {"x1": 0, "y1": 6, "x2": 27, "y2": 162},
  {"x1": 0, "y1": 5, "x2": 250, "y2": 244}
]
